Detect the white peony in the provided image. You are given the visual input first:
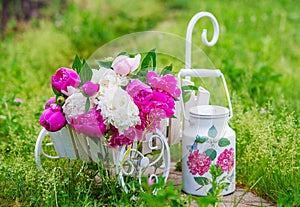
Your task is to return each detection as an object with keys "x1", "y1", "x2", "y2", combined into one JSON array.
[
  {"x1": 61, "y1": 86, "x2": 80, "y2": 97},
  {"x1": 98, "y1": 87, "x2": 140, "y2": 134},
  {"x1": 90, "y1": 67, "x2": 140, "y2": 133},
  {"x1": 117, "y1": 75, "x2": 129, "y2": 86},
  {"x1": 92, "y1": 67, "x2": 128, "y2": 88},
  {"x1": 92, "y1": 68, "x2": 118, "y2": 91},
  {"x1": 62, "y1": 92, "x2": 86, "y2": 122}
]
